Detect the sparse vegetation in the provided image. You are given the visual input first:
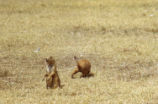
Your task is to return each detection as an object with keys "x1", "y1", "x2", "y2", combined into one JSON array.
[{"x1": 0, "y1": 0, "x2": 158, "y2": 103}]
